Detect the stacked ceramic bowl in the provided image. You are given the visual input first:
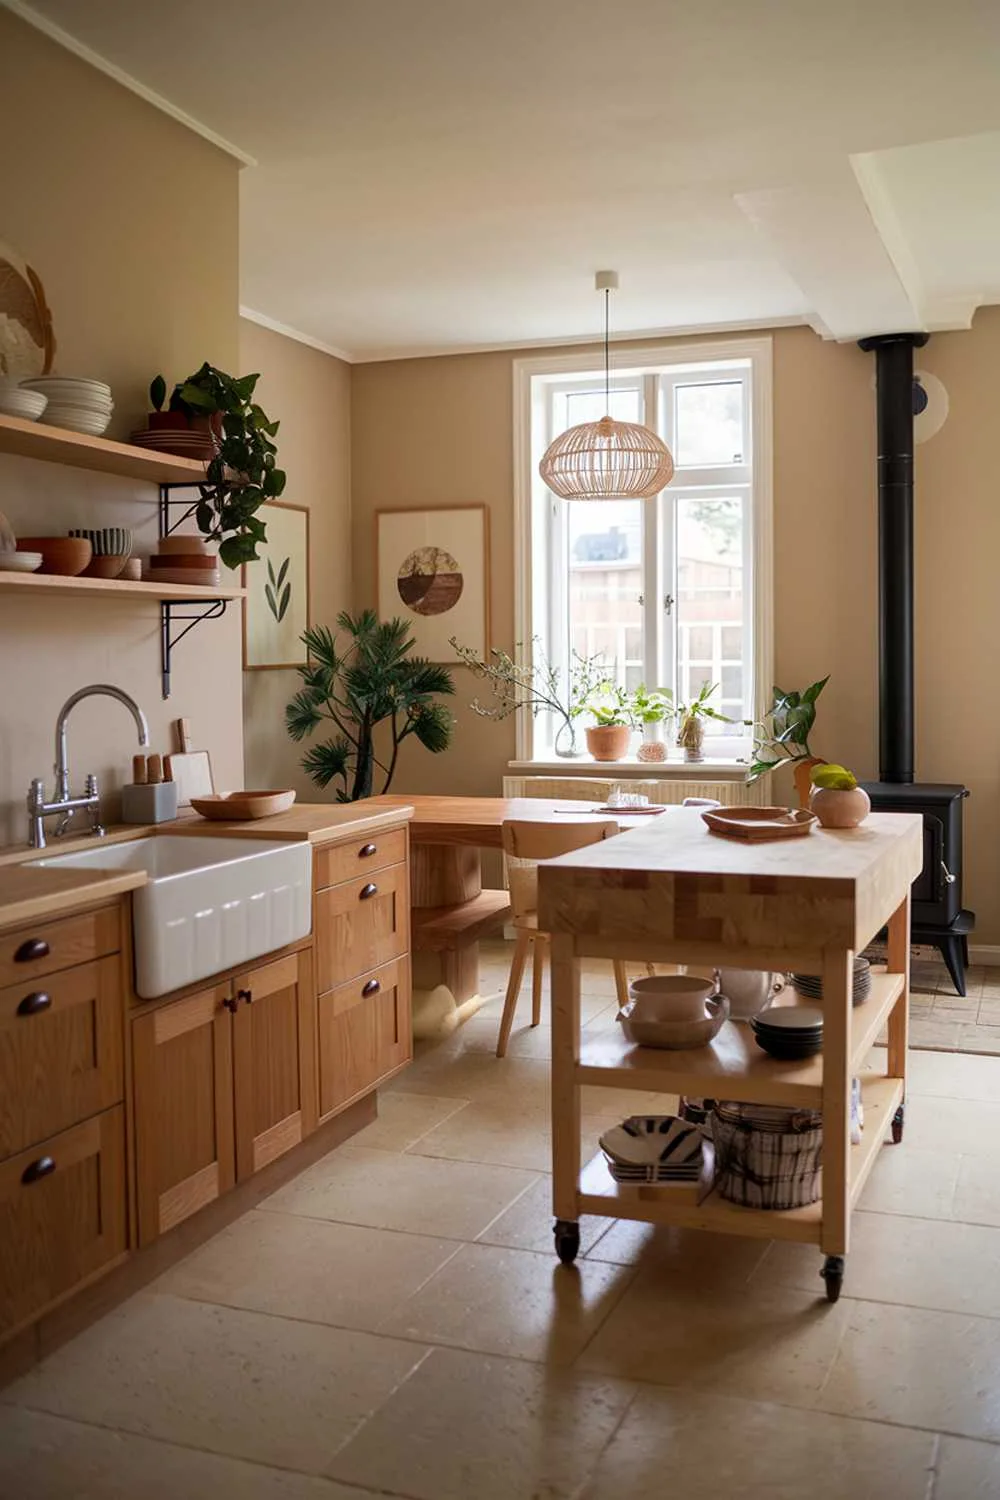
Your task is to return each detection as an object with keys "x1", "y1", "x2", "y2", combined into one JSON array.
[
  {"x1": 68, "y1": 528, "x2": 133, "y2": 579},
  {"x1": 144, "y1": 534, "x2": 220, "y2": 588},
  {"x1": 0, "y1": 379, "x2": 47, "y2": 421},
  {"x1": 750, "y1": 1006, "x2": 824, "y2": 1061},
  {"x1": 599, "y1": 1116, "x2": 708, "y2": 1186},
  {"x1": 792, "y1": 957, "x2": 872, "y2": 1007},
  {"x1": 22, "y1": 377, "x2": 113, "y2": 436},
  {"x1": 618, "y1": 974, "x2": 728, "y2": 1050}
]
